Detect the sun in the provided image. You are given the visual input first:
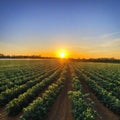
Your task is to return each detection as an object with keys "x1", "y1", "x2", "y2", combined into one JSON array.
[
  {"x1": 56, "y1": 49, "x2": 69, "y2": 58},
  {"x1": 57, "y1": 49, "x2": 68, "y2": 58},
  {"x1": 60, "y1": 52, "x2": 65, "y2": 58}
]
